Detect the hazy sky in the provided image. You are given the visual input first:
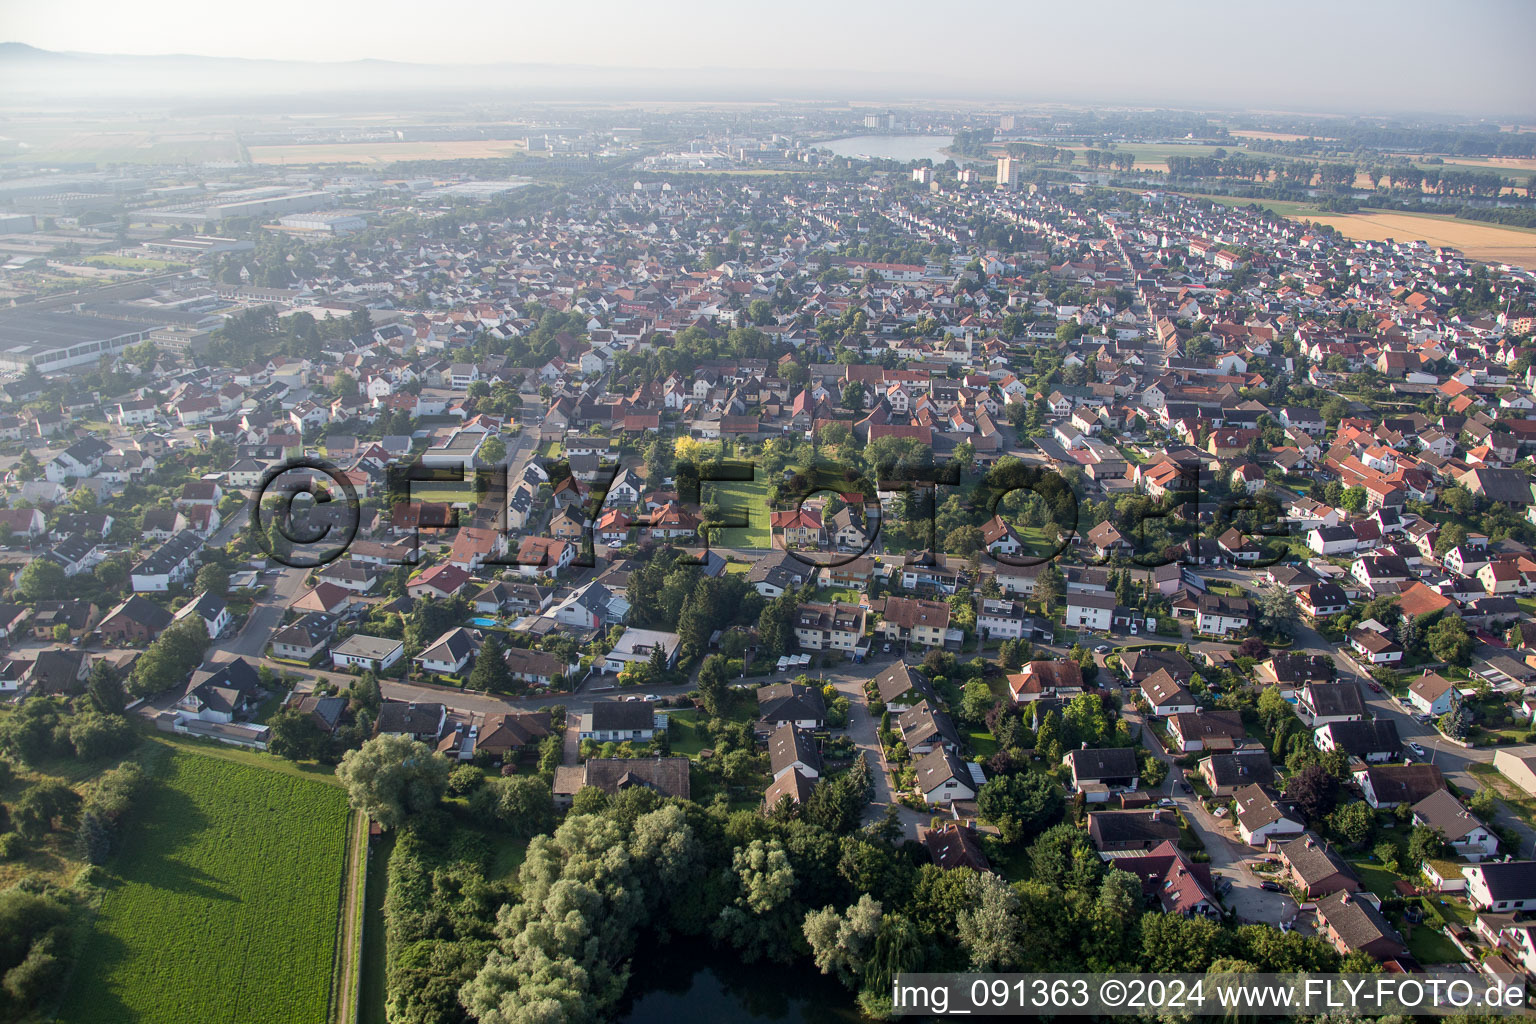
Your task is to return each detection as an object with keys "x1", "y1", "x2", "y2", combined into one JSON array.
[{"x1": 5, "y1": 0, "x2": 1535, "y2": 115}]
